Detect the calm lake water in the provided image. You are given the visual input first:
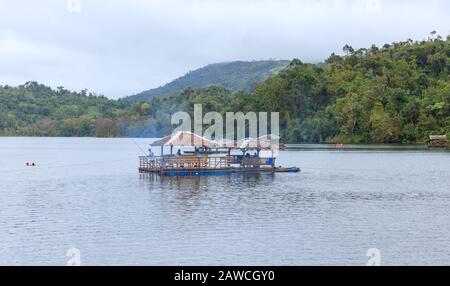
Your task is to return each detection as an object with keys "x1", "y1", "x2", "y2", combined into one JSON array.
[{"x1": 0, "y1": 137, "x2": 449, "y2": 265}]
